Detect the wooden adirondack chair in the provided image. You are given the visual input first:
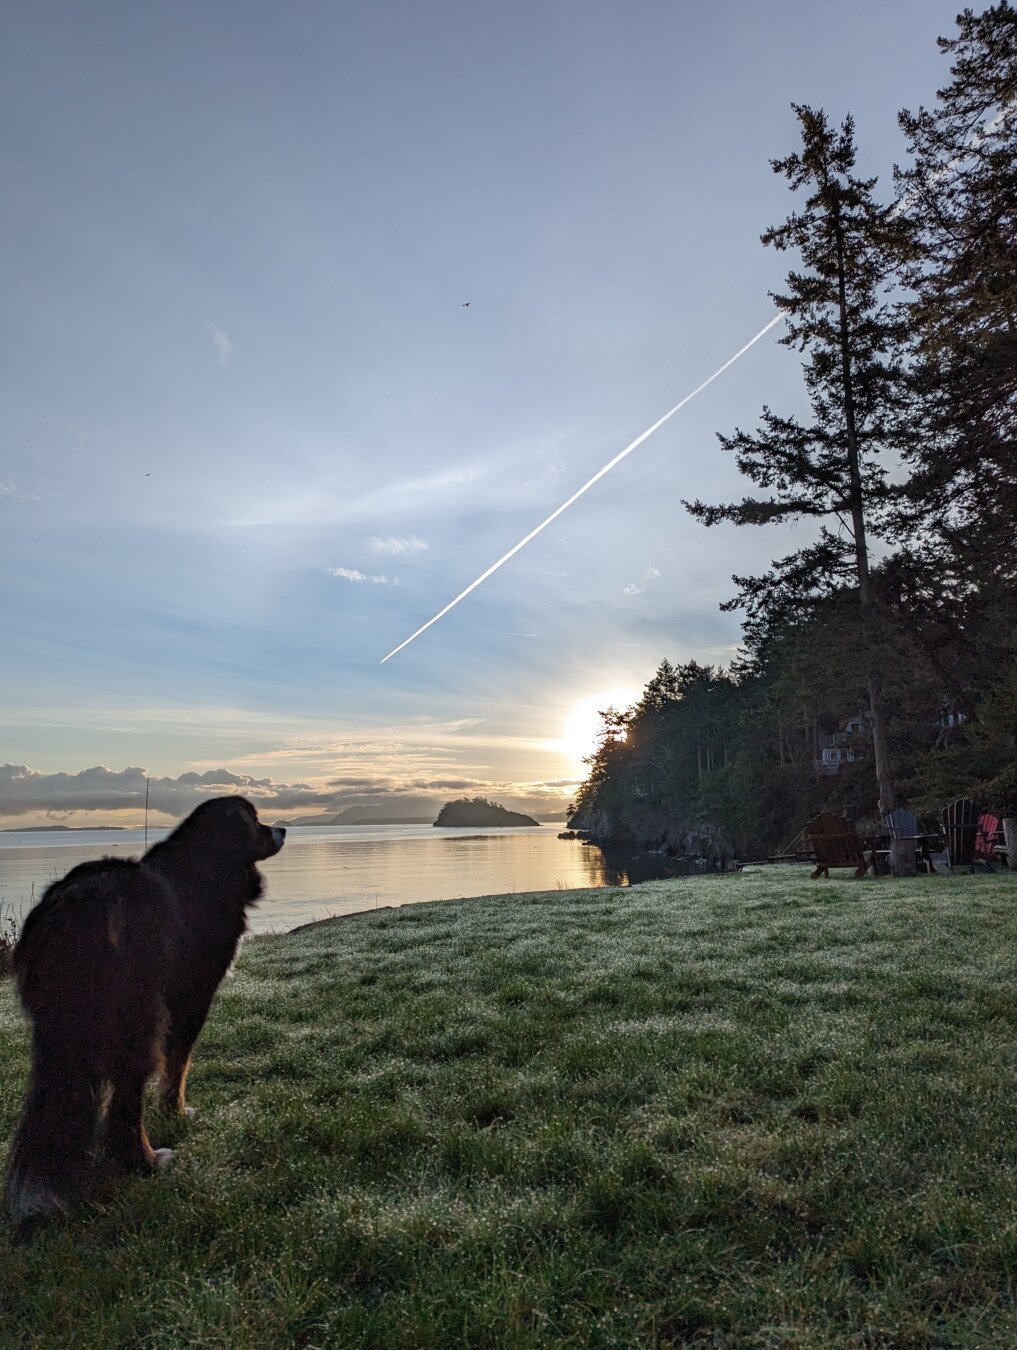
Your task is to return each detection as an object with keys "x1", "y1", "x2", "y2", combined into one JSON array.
[
  {"x1": 976, "y1": 812, "x2": 1002, "y2": 866},
  {"x1": 884, "y1": 806, "x2": 931, "y2": 874},
  {"x1": 807, "y1": 812, "x2": 868, "y2": 879},
  {"x1": 942, "y1": 797, "x2": 979, "y2": 870},
  {"x1": 885, "y1": 806, "x2": 918, "y2": 838}
]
